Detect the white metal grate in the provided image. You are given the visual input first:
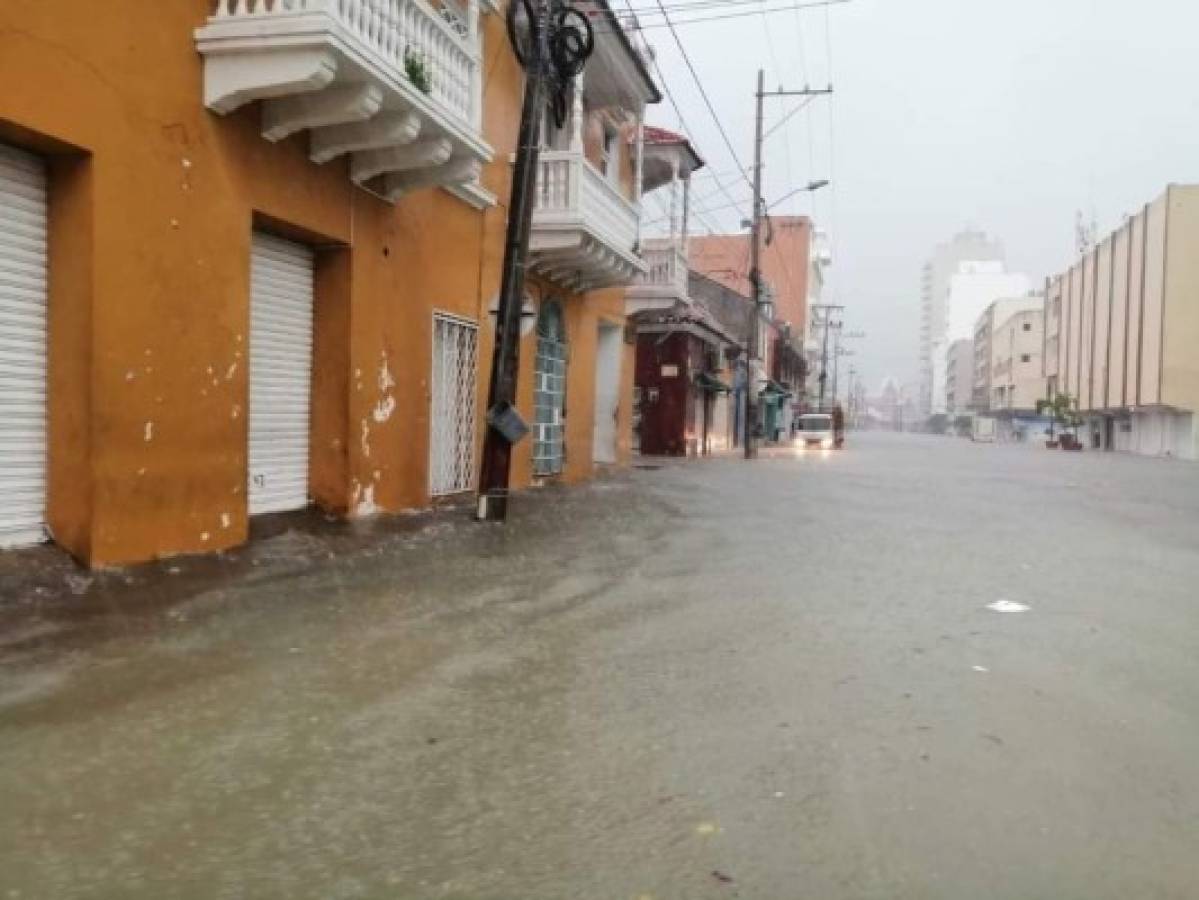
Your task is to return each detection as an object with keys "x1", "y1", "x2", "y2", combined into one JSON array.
[{"x1": 429, "y1": 313, "x2": 479, "y2": 495}]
